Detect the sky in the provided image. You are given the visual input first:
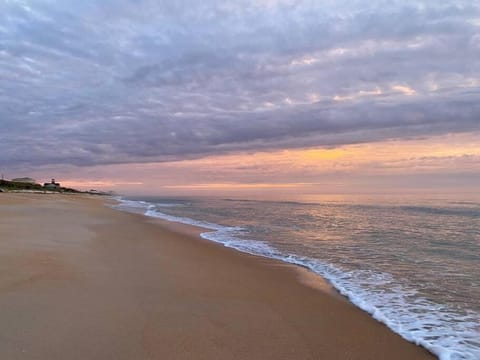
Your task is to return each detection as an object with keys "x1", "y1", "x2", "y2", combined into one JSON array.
[{"x1": 1, "y1": 0, "x2": 479, "y2": 197}]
